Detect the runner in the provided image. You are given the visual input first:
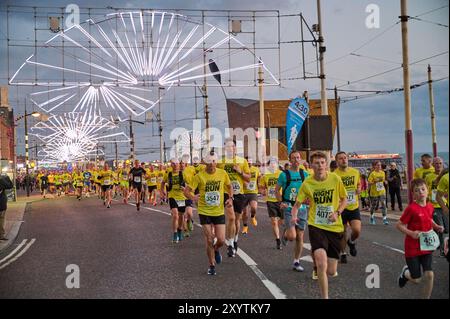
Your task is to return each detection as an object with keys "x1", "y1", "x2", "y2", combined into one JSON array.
[
  {"x1": 397, "y1": 179, "x2": 444, "y2": 298},
  {"x1": 181, "y1": 155, "x2": 196, "y2": 237},
  {"x1": 242, "y1": 158, "x2": 260, "y2": 235},
  {"x1": 54, "y1": 172, "x2": 63, "y2": 197},
  {"x1": 368, "y1": 161, "x2": 388, "y2": 225},
  {"x1": 129, "y1": 160, "x2": 146, "y2": 211},
  {"x1": 146, "y1": 164, "x2": 158, "y2": 206},
  {"x1": 275, "y1": 150, "x2": 309, "y2": 272},
  {"x1": 414, "y1": 154, "x2": 435, "y2": 180},
  {"x1": 119, "y1": 162, "x2": 130, "y2": 204},
  {"x1": 217, "y1": 138, "x2": 251, "y2": 257},
  {"x1": 292, "y1": 151, "x2": 348, "y2": 299},
  {"x1": 98, "y1": 163, "x2": 114, "y2": 208},
  {"x1": 157, "y1": 164, "x2": 167, "y2": 205},
  {"x1": 82, "y1": 168, "x2": 92, "y2": 198},
  {"x1": 73, "y1": 169, "x2": 84, "y2": 200},
  {"x1": 334, "y1": 151, "x2": 362, "y2": 264},
  {"x1": 62, "y1": 170, "x2": 71, "y2": 195},
  {"x1": 40, "y1": 170, "x2": 49, "y2": 199},
  {"x1": 260, "y1": 157, "x2": 284, "y2": 249},
  {"x1": 425, "y1": 157, "x2": 448, "y2": 257},
  {"x1": 436, "y1": 171, "x2": 449, "y2": 262},
  {"x1": 48, "y1": 171, "x2": 55, "y2": 194},
  {"x1": 161, "y1": 158, "x2": 191, "y2": 243},
  {"x1": 183, "y1": 152, "x2": 233, "y2": 275}
]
